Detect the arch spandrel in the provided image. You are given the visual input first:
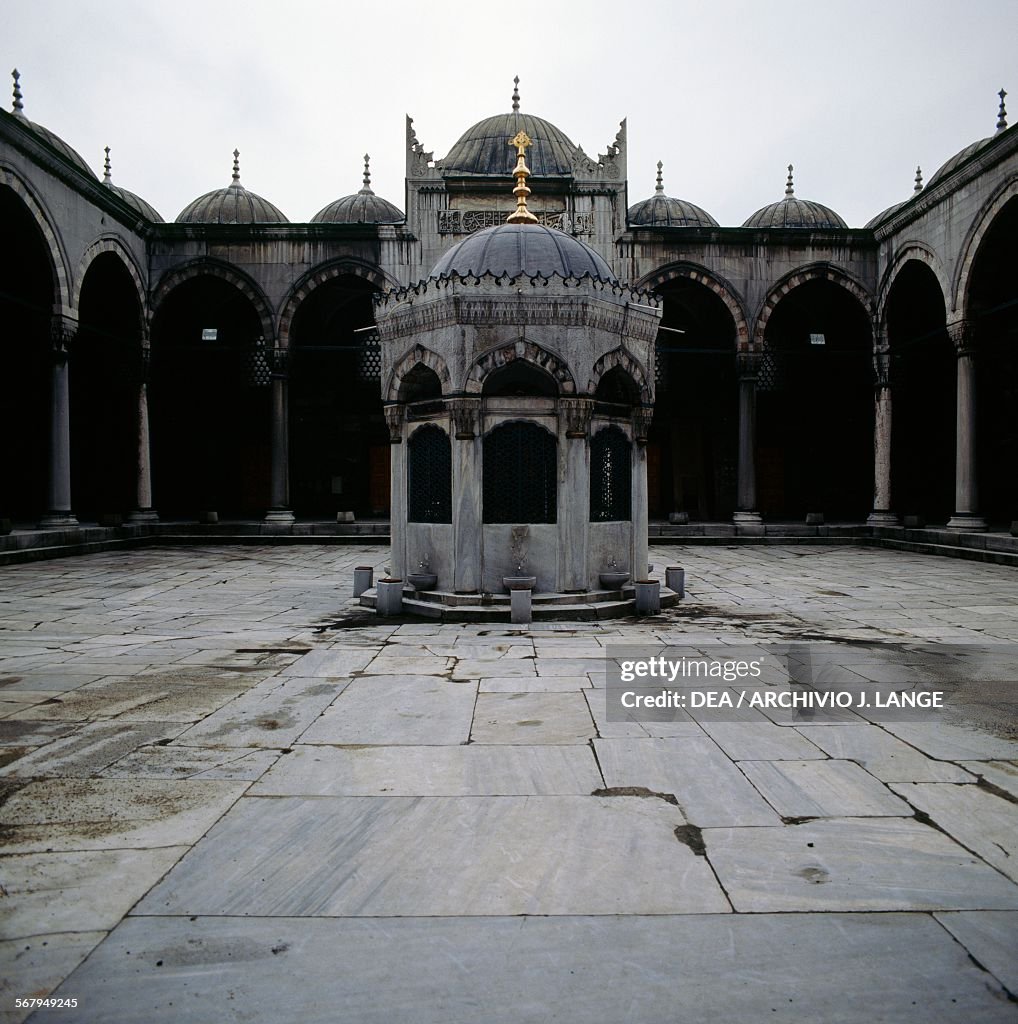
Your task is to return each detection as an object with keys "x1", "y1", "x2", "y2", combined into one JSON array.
[
  {"x1": 466, "y1": 340, "x2": 576, "y2": 396},
  {"x1": 588, "y1": 347, "x2": 651, "y2": 403},
  {"x1": 387, "y1": 345, "x2": 452, "y2": 402}
]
